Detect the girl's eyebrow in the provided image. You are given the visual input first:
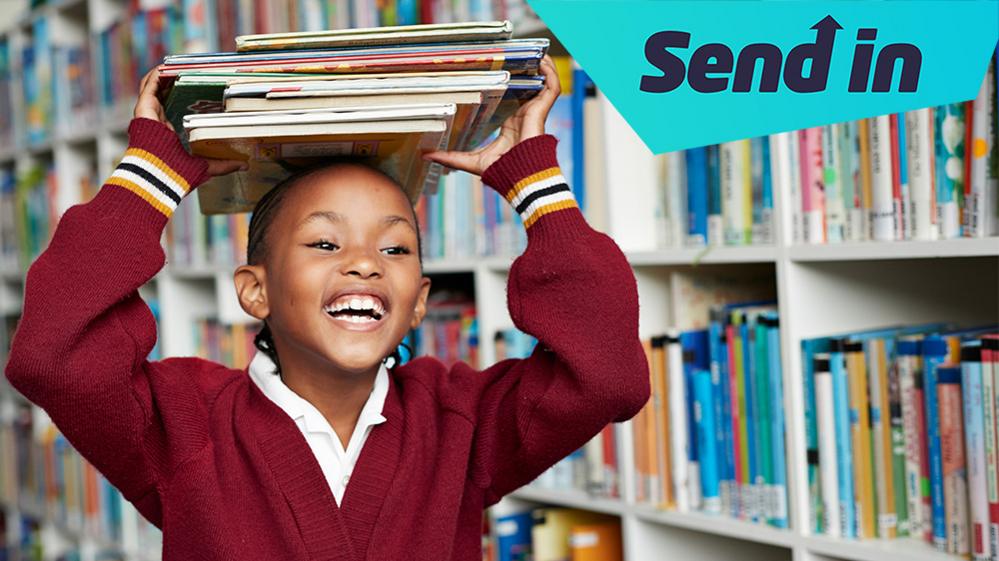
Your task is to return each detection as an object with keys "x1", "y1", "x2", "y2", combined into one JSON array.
[
  {"x1": 382, "y1": 214, "x2": 418, "y2": 234},
  {"x1": 299, "y1": 210, "x2": 344, "y2": 228}
]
